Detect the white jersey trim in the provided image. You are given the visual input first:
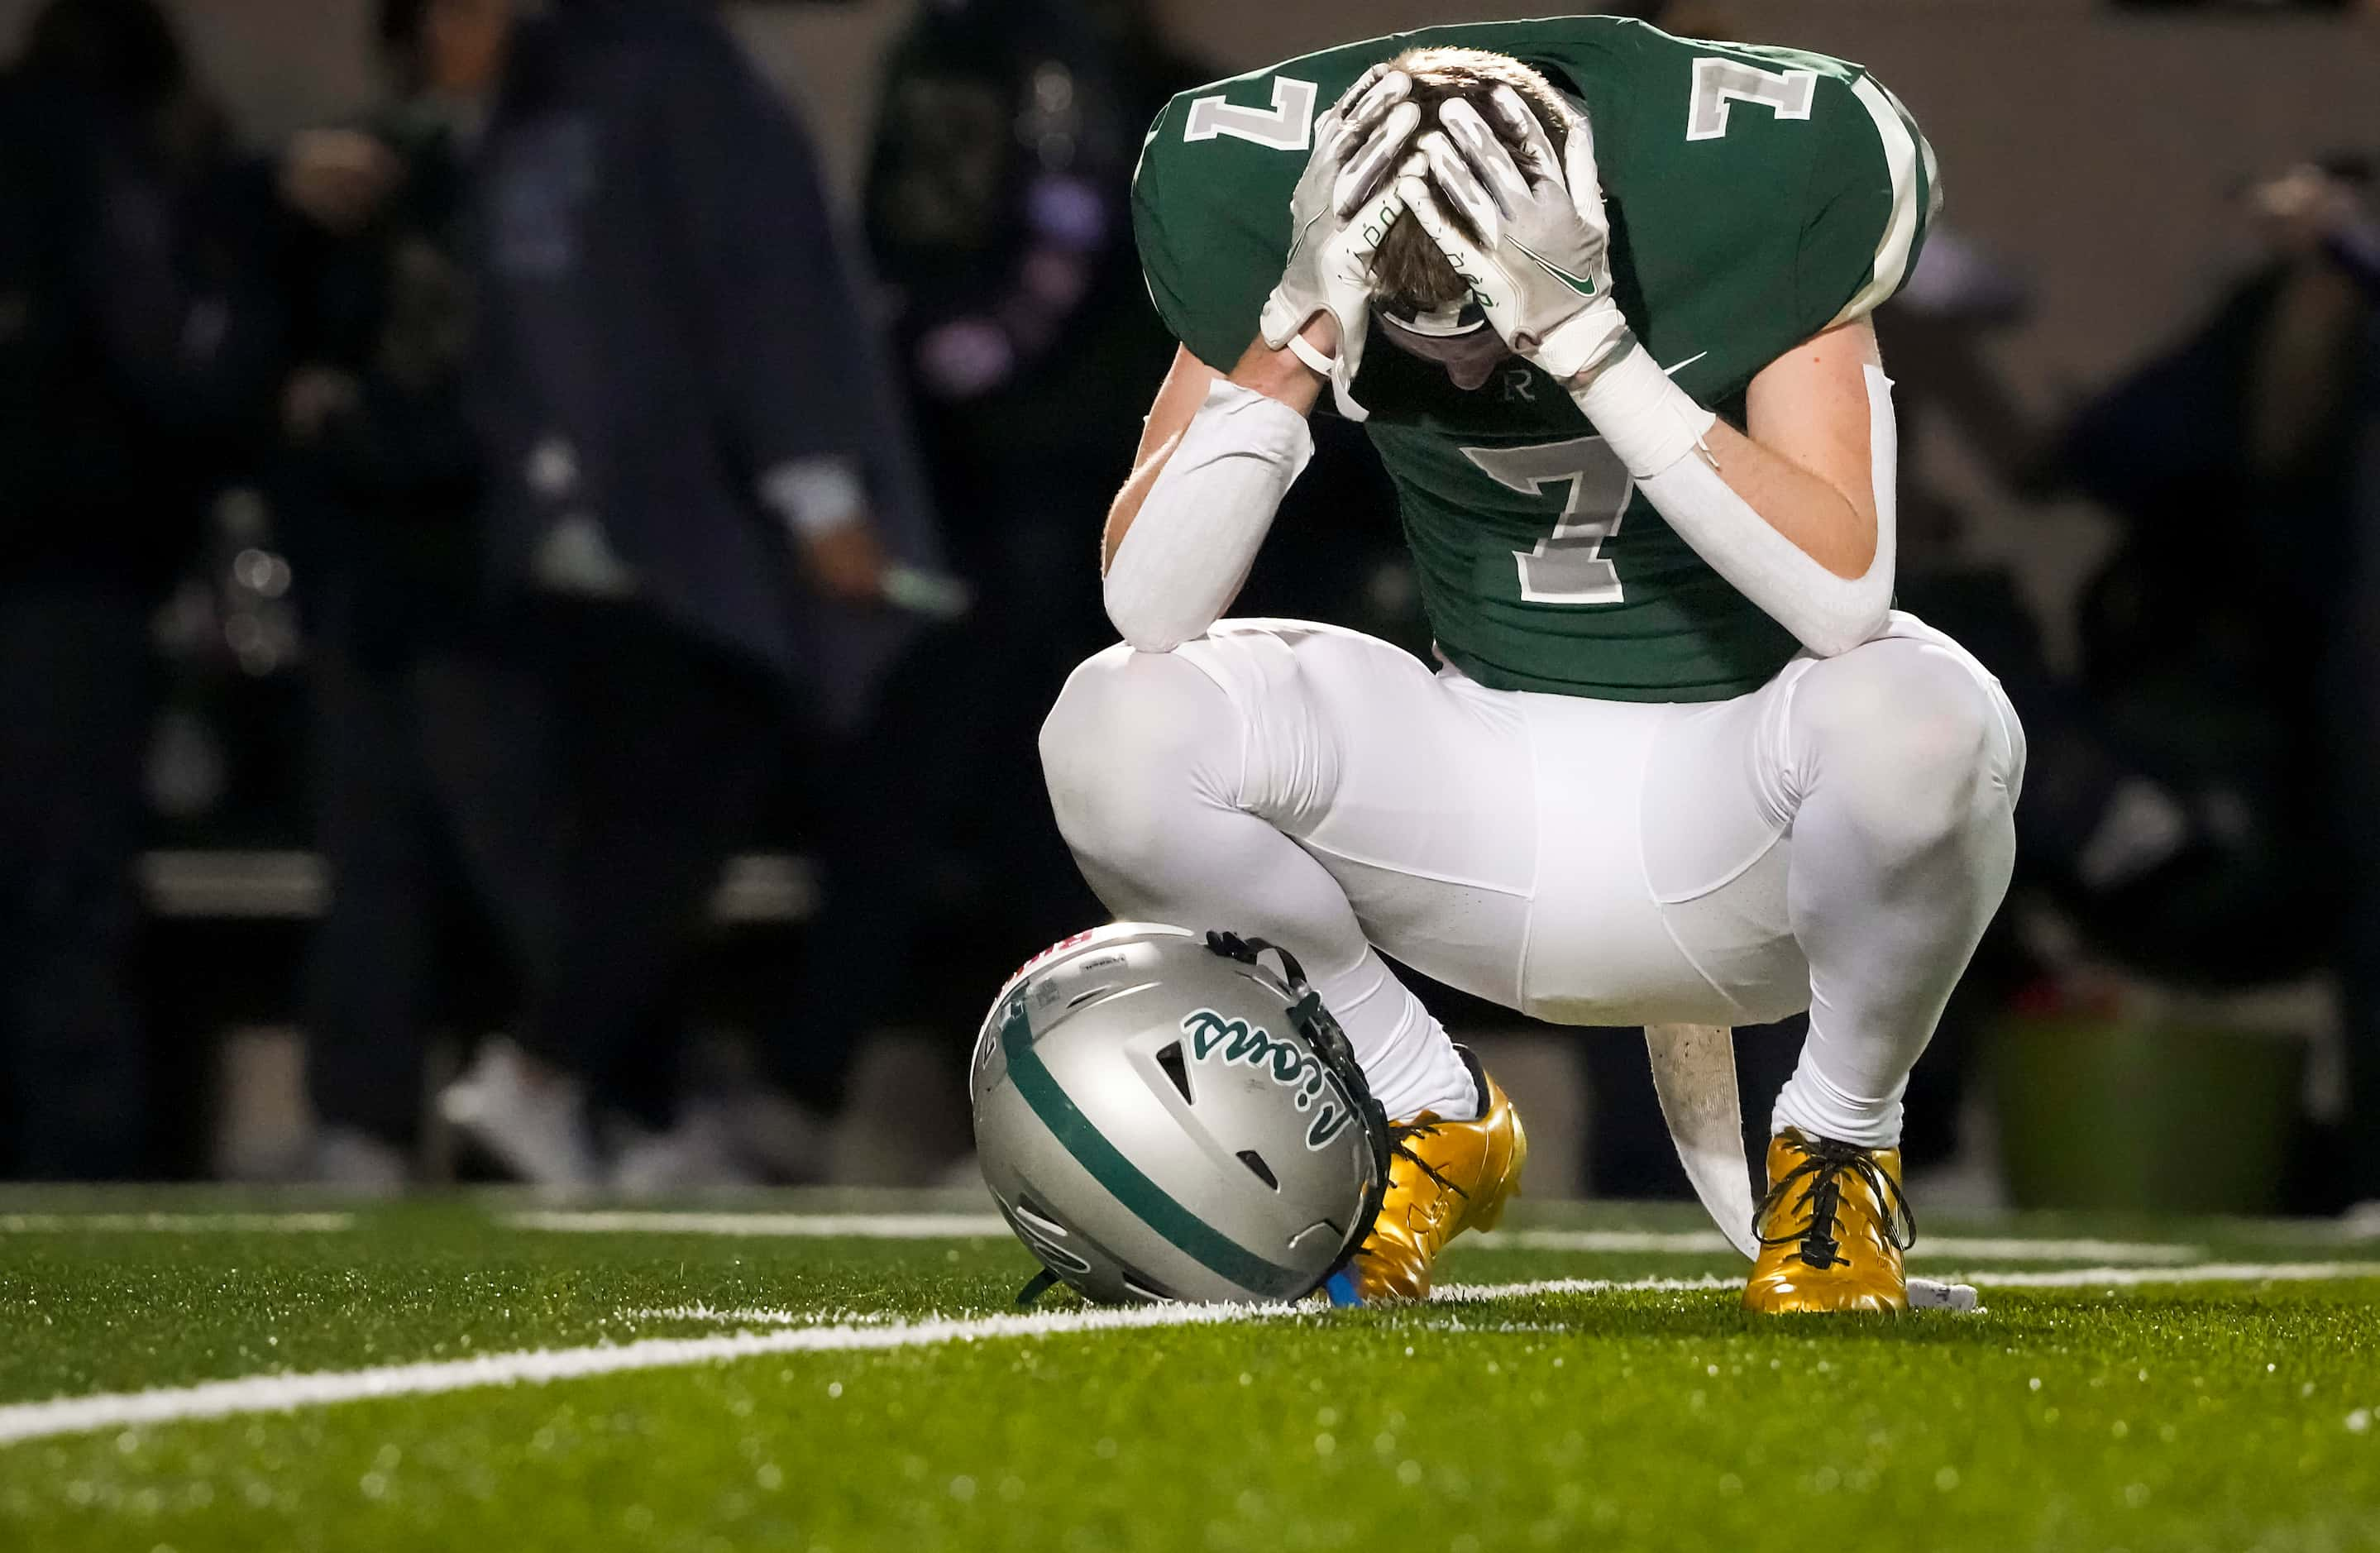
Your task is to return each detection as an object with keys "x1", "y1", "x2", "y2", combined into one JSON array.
[{"x1": 1832, "y1": 74, "x2": 1927, "y2": 327}]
